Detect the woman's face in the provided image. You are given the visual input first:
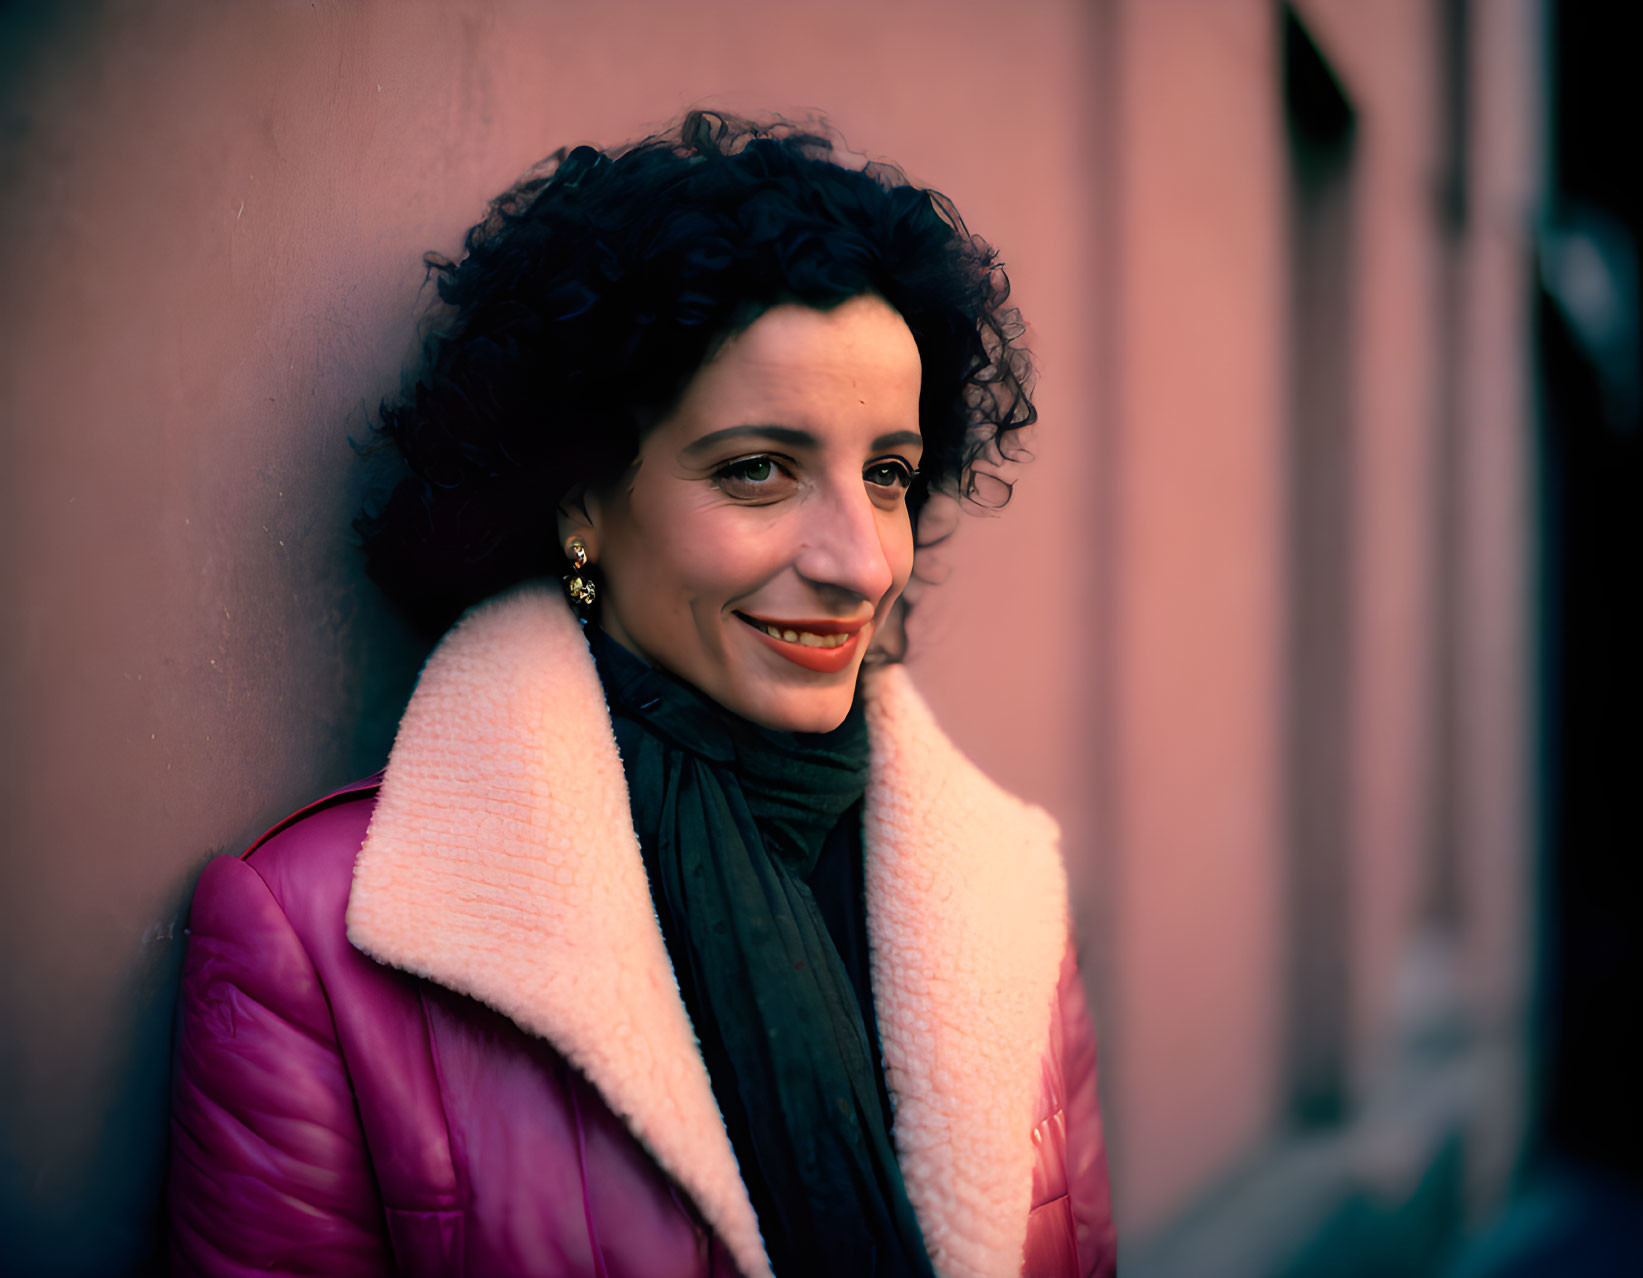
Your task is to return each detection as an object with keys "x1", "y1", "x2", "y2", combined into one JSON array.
[{"x1": 567, "y1": 294, "x2": 923, "y2": 733}]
